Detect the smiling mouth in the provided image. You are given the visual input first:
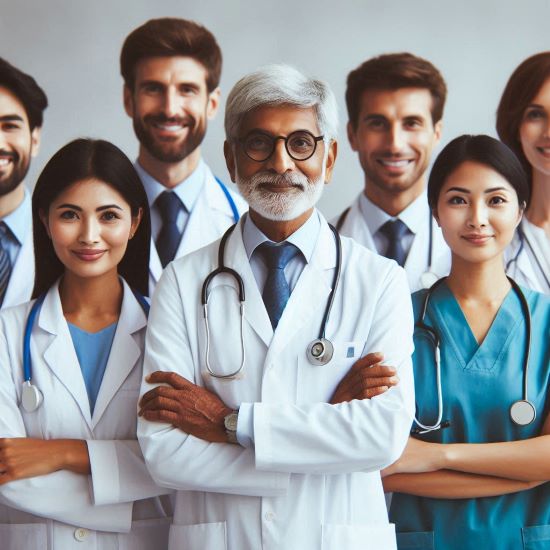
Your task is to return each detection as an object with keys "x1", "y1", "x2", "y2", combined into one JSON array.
[
  {"x1": 377, "y1": 159, "x2": 413, "y2": 169},
  {"x1": 536, "y1": 146, "x2": 550, "y2": 157},
  {"x1": 462, "y1": 234, "x2": 493, "y2": 245},
  {"x1": 72, "y1": 250, "x2": 106, "y2": 261}
]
